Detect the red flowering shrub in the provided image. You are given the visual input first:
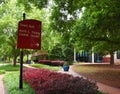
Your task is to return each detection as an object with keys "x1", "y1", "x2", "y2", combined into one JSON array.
[
  {"x1": 50, "y1": 60, "x2": 64, "y2": 66},
  {"x1": 23, "y1": 68, "x2": 98, "y2": 94},
  {"x1": 38, "y1": 60, "x2": 51, "y2": 65},
  {"x1": 38, "y1": 60, "x2": 64, "y2": 66}
]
